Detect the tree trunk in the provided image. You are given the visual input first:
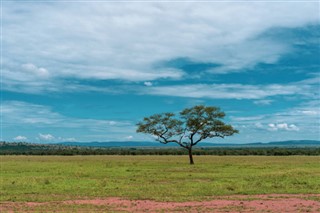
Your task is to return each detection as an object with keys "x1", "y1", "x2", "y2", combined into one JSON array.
[{"x1": 188, "y1": 147, "x2": 194, "y2": 165}]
